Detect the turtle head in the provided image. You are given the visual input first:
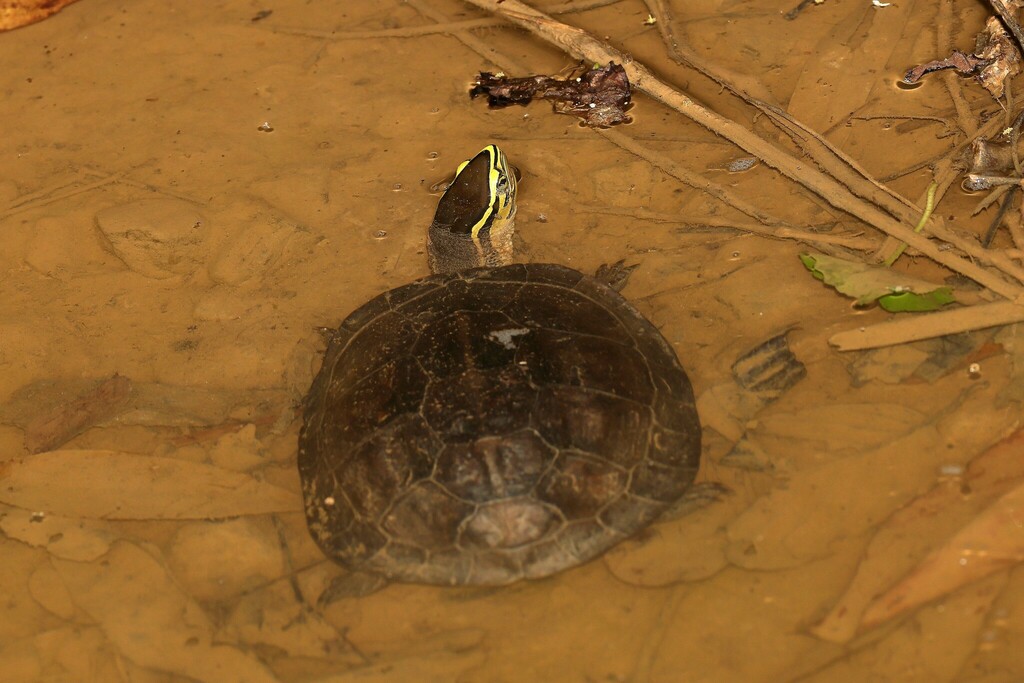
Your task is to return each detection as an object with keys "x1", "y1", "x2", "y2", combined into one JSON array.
[{"x1": 428, "y1": 144, "x2": 518, "y2": 274}]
